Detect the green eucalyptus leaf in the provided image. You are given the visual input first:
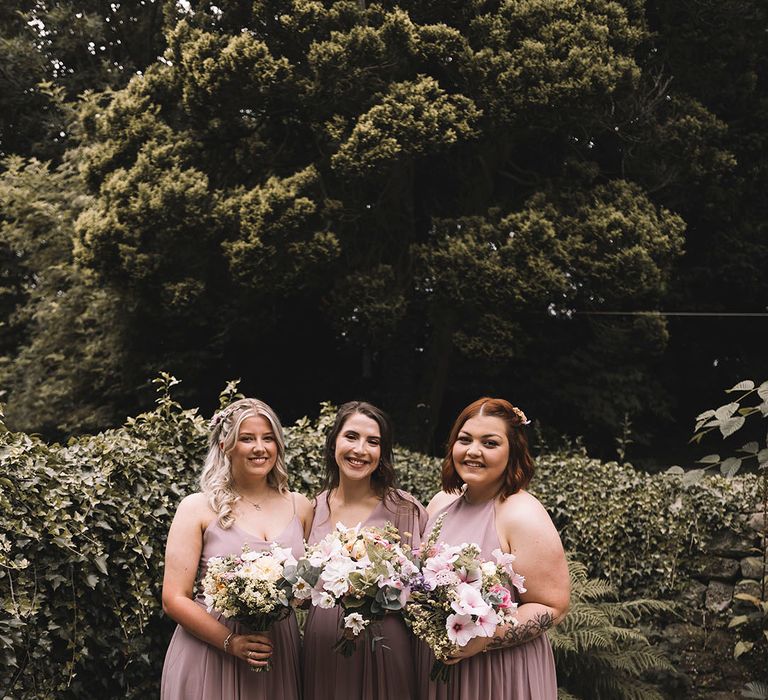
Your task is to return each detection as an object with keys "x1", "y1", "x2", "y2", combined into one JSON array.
[{"x1": 726, "y1": 380, "x2": 754, "y2": 392}]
